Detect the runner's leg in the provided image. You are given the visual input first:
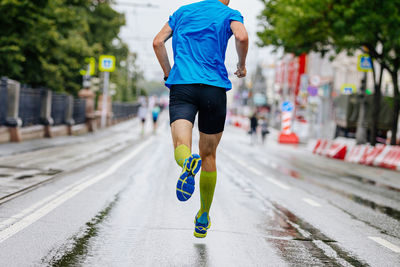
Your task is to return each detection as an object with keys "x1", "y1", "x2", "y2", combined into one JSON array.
[
  {"x1": 198, "y1": 132, "x2": 222, "y2": 220},
  {"x1": 169, "y1": 85, "x2": 201, "y2": 202},
  {"x1": 171, "y1": 119, "x2": 193, "y2": 167}
]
